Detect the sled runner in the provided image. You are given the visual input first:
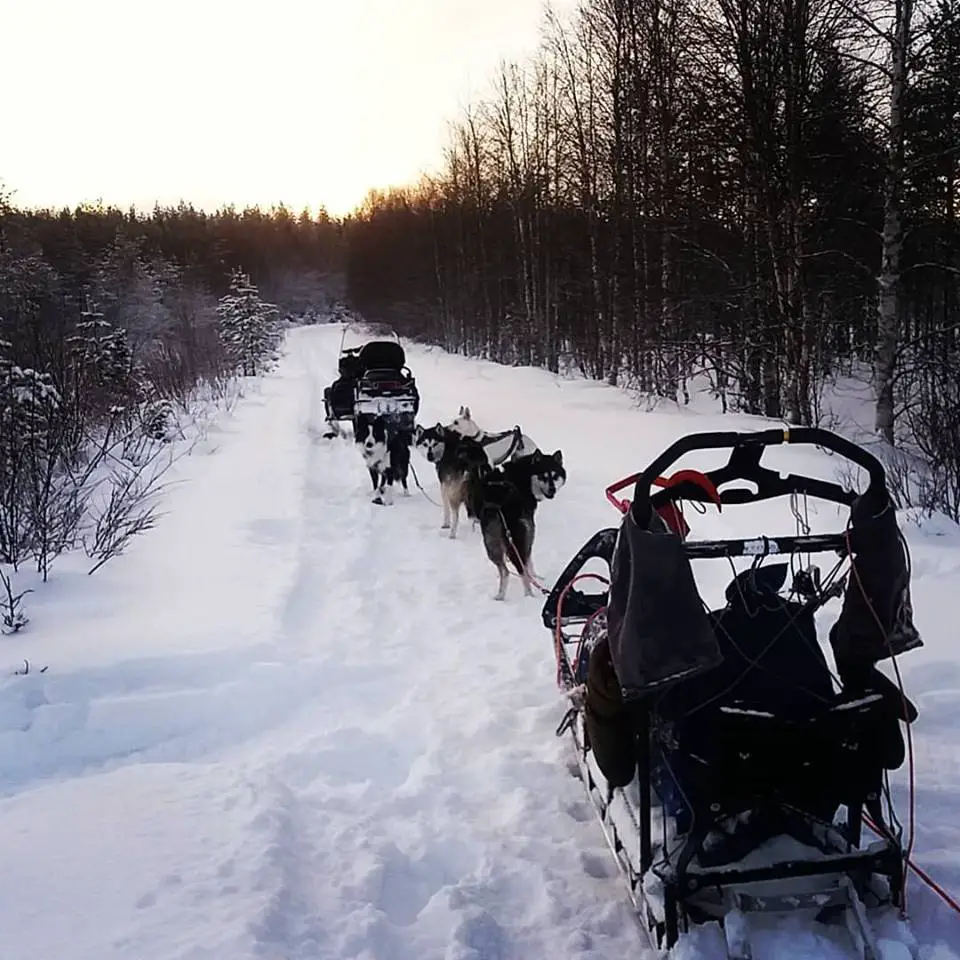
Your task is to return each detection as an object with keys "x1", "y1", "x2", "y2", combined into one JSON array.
[
  {"x1": 543, "y1": 427, "x2": 922, "y2": 959},
  {"x1": 322, "y1": 323, "x2": 420, "y2": 437}
]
